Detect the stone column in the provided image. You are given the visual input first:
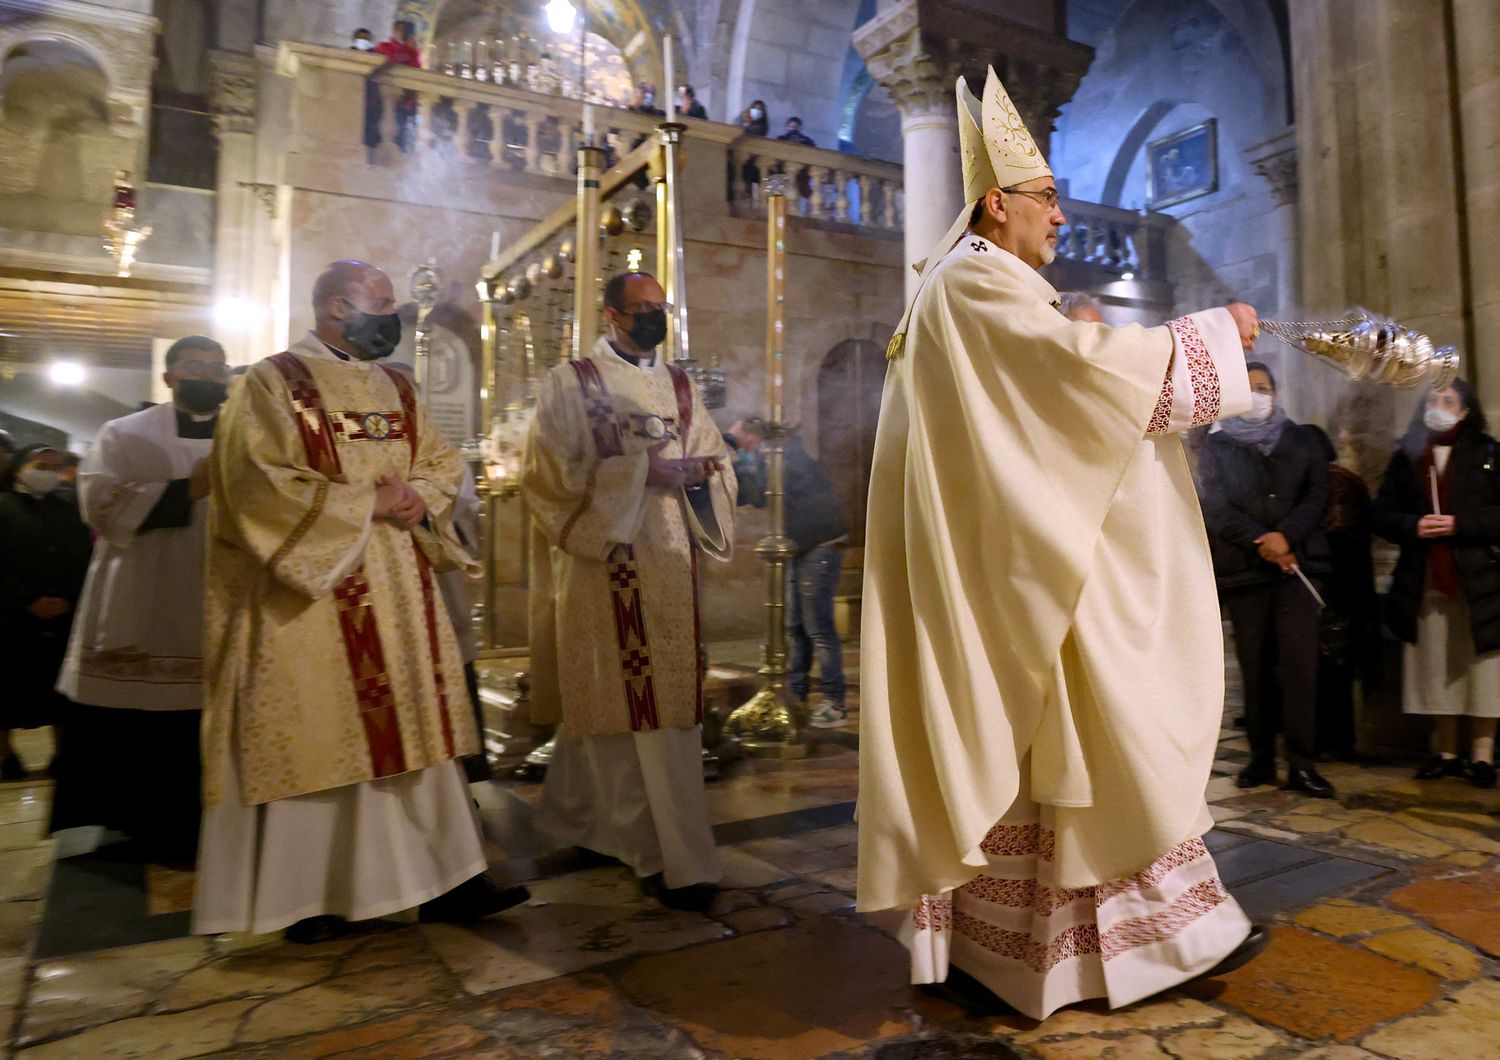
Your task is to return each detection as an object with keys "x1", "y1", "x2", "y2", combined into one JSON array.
[
  {"x1": 1453, "y1": 0, "x2": 1500, "y2": 411},
  {"x1": 1244, "y1": 128, "x2": 1299, "y2": 318},
  {"x1": 210, "y1": 50, "x2": 269, "y2": 366},
  {"x1": 854, "y1": 0, "x2": 1092, "y2": 301}
]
